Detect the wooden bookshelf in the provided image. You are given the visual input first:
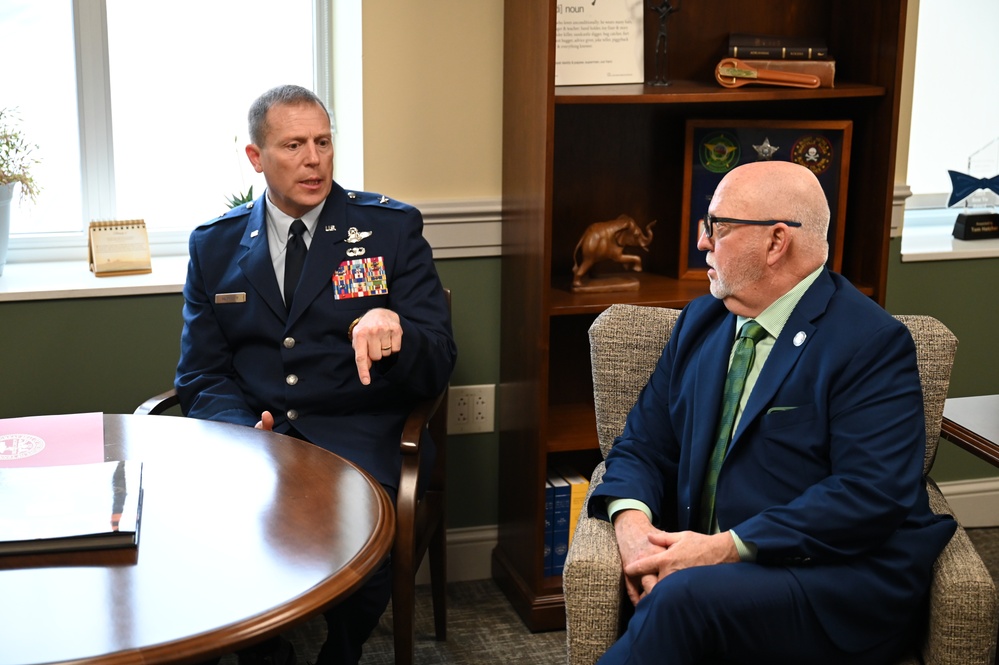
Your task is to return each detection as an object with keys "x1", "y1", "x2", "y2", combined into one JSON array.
[{"x1": 495, "y1": 0, "x2": 907, "y2": 632}]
